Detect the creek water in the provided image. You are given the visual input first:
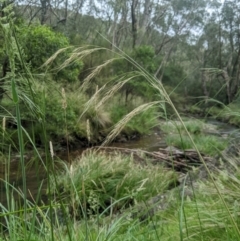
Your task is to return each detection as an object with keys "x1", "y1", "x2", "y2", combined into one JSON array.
[{"x1": 0, "y1": 118, "x2": 239, "y2": 208}]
